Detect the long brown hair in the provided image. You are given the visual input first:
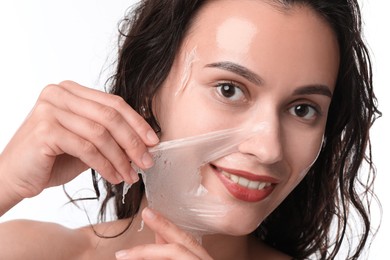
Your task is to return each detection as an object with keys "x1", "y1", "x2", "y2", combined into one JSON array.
[{"x1": 94, "y1": 0, "x2": 381, "y2": 259}]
